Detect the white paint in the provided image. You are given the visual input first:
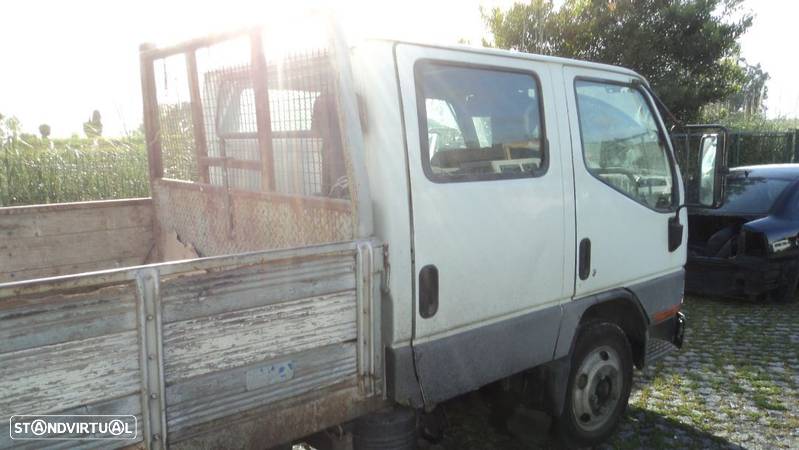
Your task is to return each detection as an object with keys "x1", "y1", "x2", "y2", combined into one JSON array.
[
  {"x1": 393, "y1": 44, "x2": 574, "y2": 342},
  {"x1": 562, "y1": 65, "x2": 686, "y2": 298}
]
